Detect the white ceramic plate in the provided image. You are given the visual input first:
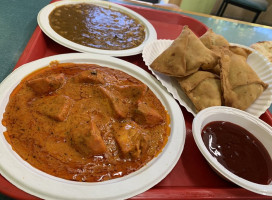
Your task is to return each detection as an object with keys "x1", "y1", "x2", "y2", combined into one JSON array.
[
  {"x1": 192, "y1": 106, "x2": 272, "y2": 196},
  {"x1": 37, "y1": 0, "x2": 157, "y2": 57},
  {"x1": 142, "y1": 40, "x2": 272, "y2": 117},
  {"x1": 0, "y1": 53, "x2": 185, "y2": 200}
]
